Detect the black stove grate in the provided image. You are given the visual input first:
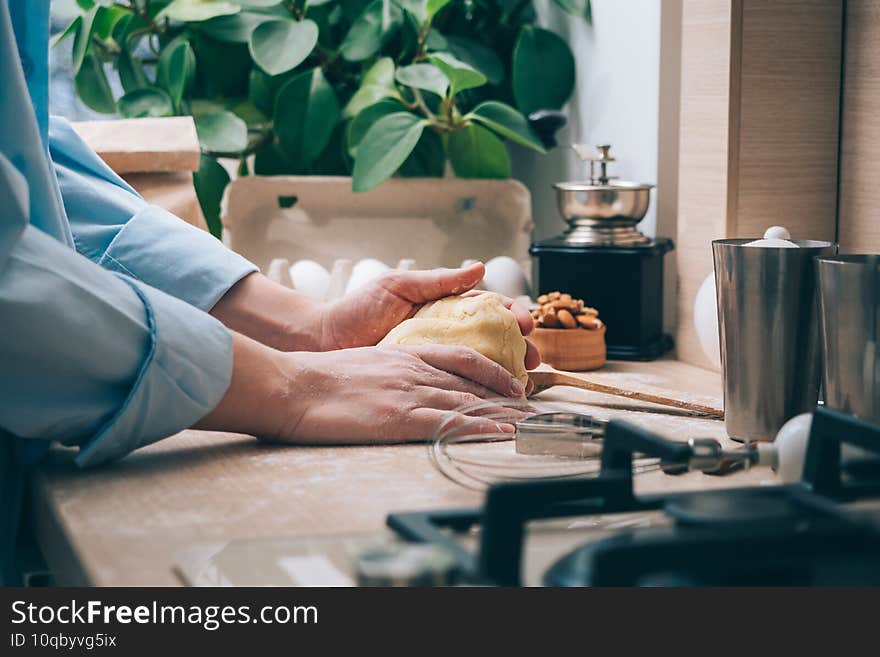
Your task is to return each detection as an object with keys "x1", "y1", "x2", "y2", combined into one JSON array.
[{"x1": 387, "y1": 406, "x2": 880, "y2": 586}]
